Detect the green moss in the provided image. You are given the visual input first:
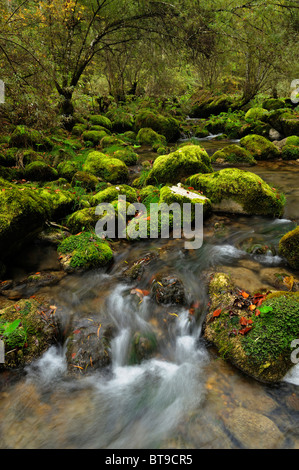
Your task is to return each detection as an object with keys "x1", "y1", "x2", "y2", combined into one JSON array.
[
  {"x1": 146, "y1": 144, "x2": 213, "y2": 185},
  {"x1": 285, "y1": 135, "x2": 299, "y2": 147},
  {"x1": 159, "y1": 185, "x2": 211, "y2": 219},
  {"x1": 71, "y1": 123, "x2": 88, "y2": 136},
  {"x1": 281, "y1": 118, "x2": 299, "y2": 137},
  {"x1": 211, "y1": 144, "x2": 256, "y2": 165},
  {"x1": 245, "y1": 107, "x2": 269, "y2": 121},
  {"x1": 106, "y1": 108, "x2": 134, "y2": 132},
  {"x1": 57, "y1": 231, "x2": 113, "y2": 271},
  {"x1": 240, "y1": 134, "x2": 280, "y2": 160},
  {"x1": 186, "y1": 168, "x2": 285, "y2": 217},
  {"x1": 66, "y1": 207, "x2": 98, "y2": 234},
  {"x1": 279, "y1": 226, "x2": 299, "y2": 269},
  {"x1": 262, "y1": 98, "x2": 286, "y2": 110},
  {"x1": 71, "y1": 171, "x2": 99, "y2": 191},
  {"x1": 242, "y1": 294, "x2": 299, "y2": 366},
  {"x1": 91, "y1": 184, "x2": 137, "y2": 206},
  {"x1": 136, "y1": 128, "x2": 167, "y2": 148},
  {"x1": 281, "y1": 145, "x2": 299, "y2": 161},
  {"x1": 100, "y1": 136, "x2": 127, "y2": 149},
  {"x1": 88, "y1": 115, "x2": 112, "y2": 130},
  {"x1": 117, "y1": 131, "x2": 137, "y2": 143},
  {"x1": 82, "y1": 130, "x2": 108, "y2": 146},
  {"x1": 83, "y1": 151, "x2": 129, "y2": 183},
  {"x1": 57, "y1": 160, "x2": 80, "y2": 181},
  {"x1": 103, "y1": 145, "x2": 138, "y2": 166},
  {"x1": 9, "y1": 125, "x2": 52, "y2": 151},
  {"x1": 24, "y1": 161, "x2": 58, "y2": 181},
  {"x1": 134, "y1": 109, "x2": 180, "y2": 142}
]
